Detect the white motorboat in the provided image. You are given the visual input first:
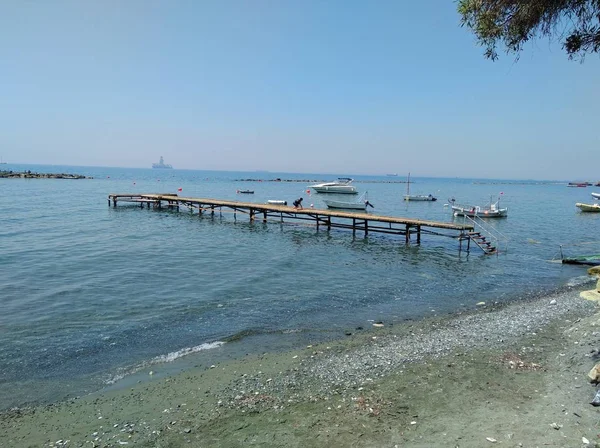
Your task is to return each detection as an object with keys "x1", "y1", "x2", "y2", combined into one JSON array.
[
  {"x1": 451, "y1": 196, "x2": 508, "y2": 218},
  {"x1": 322, "y1": 192, "x2": 374, "y2": 210},
  {"x1": 576, "y1": 202, "x2": 600, "y2": 212},
  {"x1": 403, "y1": 172, "x2": 437, "y2": 201},
  {"x1": 309, "y1": 178, "x2": 358, "y2": 194},
  {"x1": 592, "y1": 192, "x2": 600, "y2": 200},
  {"x1": 267, "y1": 200, "x2": 288, "y2": 205}
]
